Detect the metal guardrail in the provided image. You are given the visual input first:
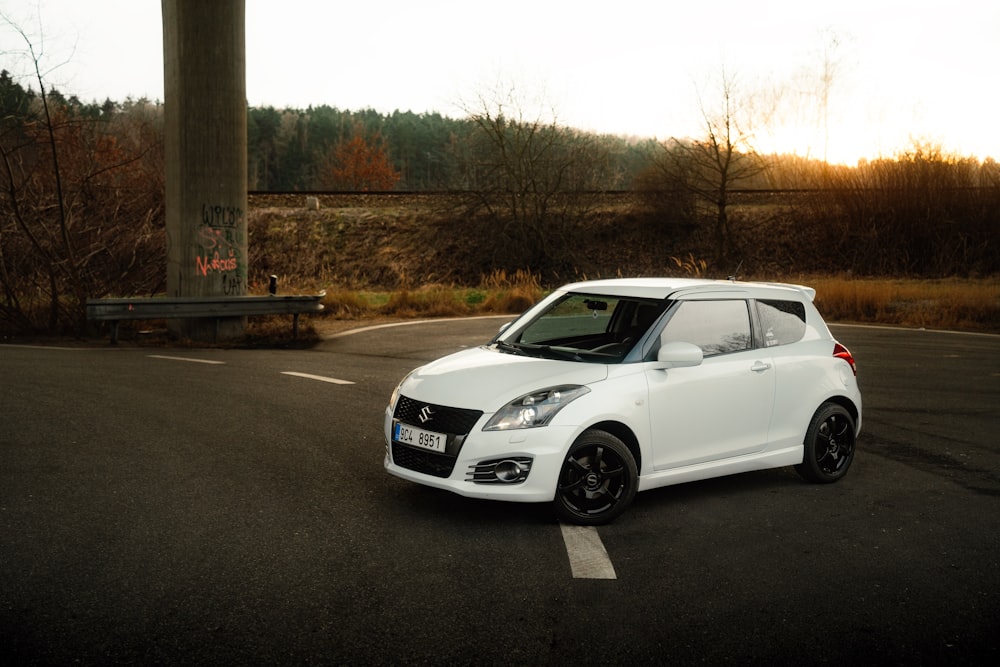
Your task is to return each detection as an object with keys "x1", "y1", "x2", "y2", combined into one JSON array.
[{"x1": 85, "y1": 293, "x2": 326, "y2": 344}]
